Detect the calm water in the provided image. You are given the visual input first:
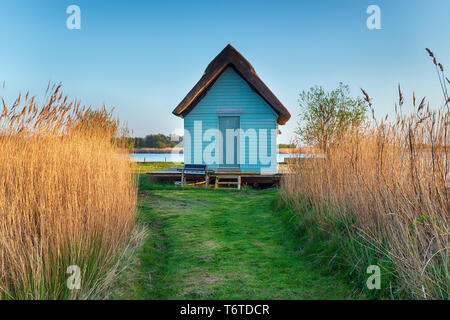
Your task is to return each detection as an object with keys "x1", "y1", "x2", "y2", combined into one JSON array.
[{"x1": 130, "y1": 153, "x2": 310, "y2": 163}]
